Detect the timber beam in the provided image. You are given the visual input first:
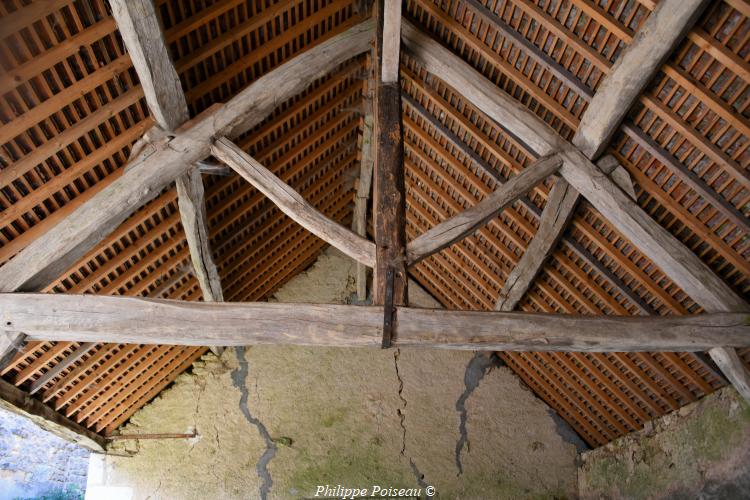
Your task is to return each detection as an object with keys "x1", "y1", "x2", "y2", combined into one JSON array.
[
  {"x1": 401, "y1": 15, "x2": 750, "y2": 402},
  {"x1": 0, "y1": 294, "x2": 748, "y2": 353},
  {"x1": 111, "y1": 0, "x2": 222, "y2": 357},
  {"x1": 0, "y1": 19, "x2": 374, "y2": 370},
  {"x1": 406, "y1": 154, "x2": 562, "y2": 264},
  {"x1": 493, "y1": 0, "x2": 707, "y2": 312},
  {"x1": 211, "y1": 138, "x2": 376, "y2": 267},
  {"x1": 373, "y1": 0, "x2": 408, "y2": 308},
  {"x1": 353, "y1": 54, "x2": 376, "y2": 301},
  {"x1": 111, "y1": 0, "x2": 223, "y2": 305},
  {"x1": 0, "y1": 19, "x2": 374, "y2": 296}
]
